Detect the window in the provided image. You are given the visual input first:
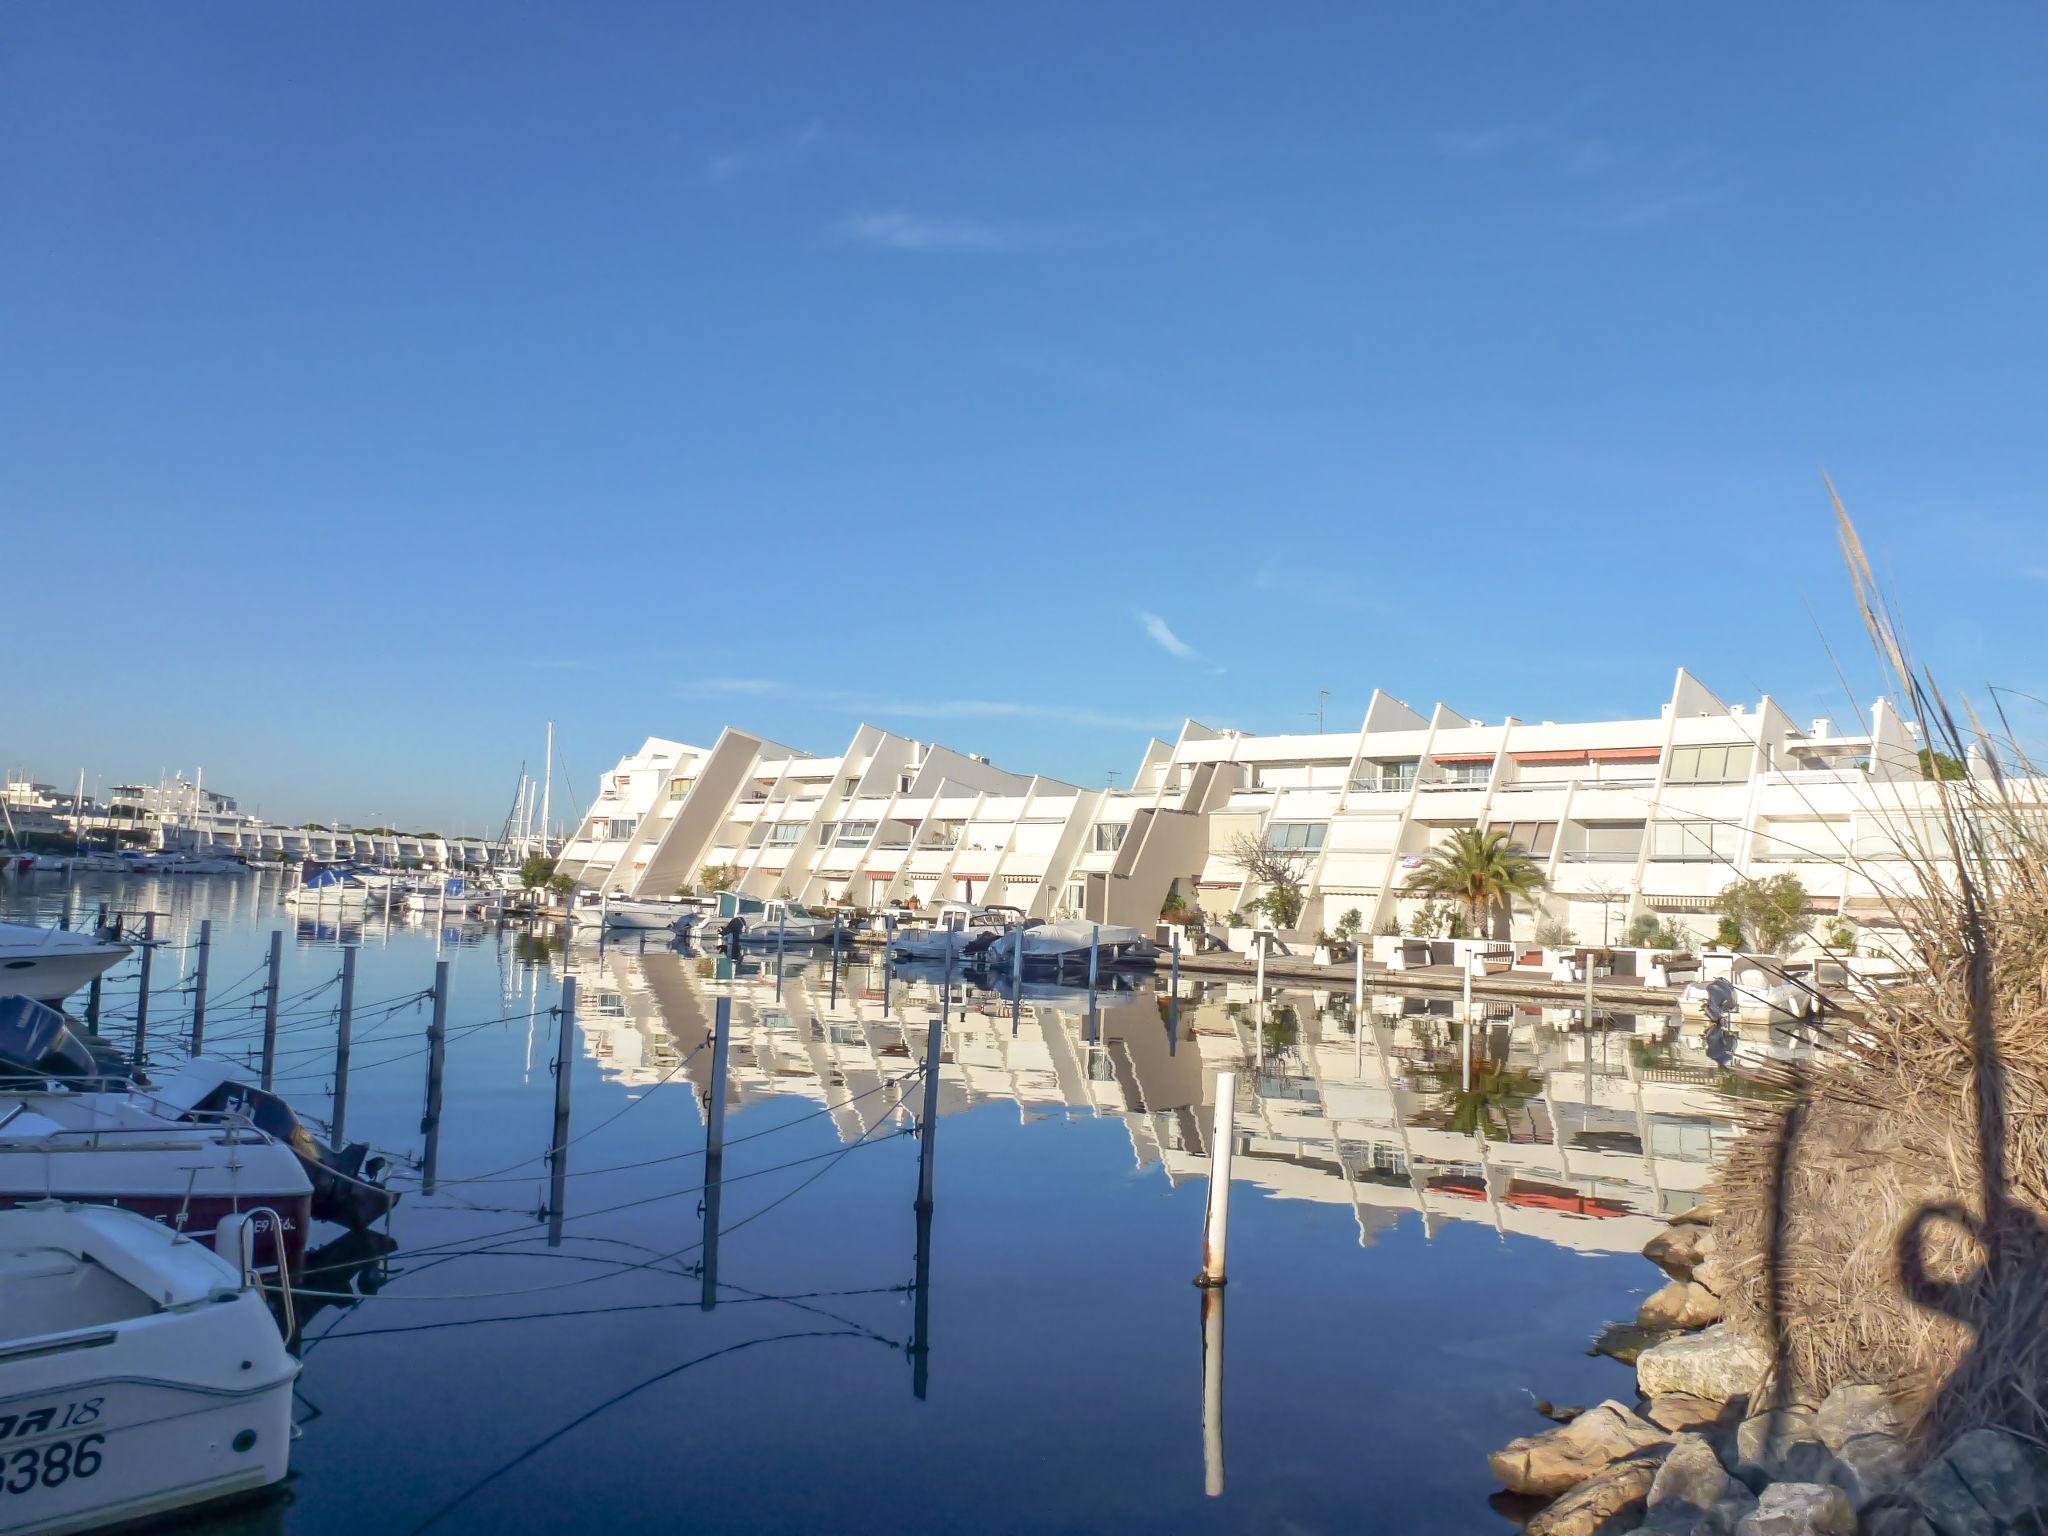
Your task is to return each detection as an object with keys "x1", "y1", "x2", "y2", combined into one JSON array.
[
  {"x1": 1852, "y1": 814, "x2": 1953, "y2": 860},
  {"x1": 1650, "y1": 820, "x2": 1742, "y2": 862},
  {"x1": 667, "y1": 779, "x2": 689, "y2": 801},
  {"x1": 1352, "y1": 760, "x2": 1418, "y2": 794},
  {"x1": 1754, "y1": 820, "x2": 1845, "y2": 863},
  {"x1": 1491, "y1": 820, "x2": 1556, "y2": 856},
  {"x1": 766, "y1": 822, "x2": 805, "y2": 847},
  {"x1": 1093, "y1": 823, "x2": 1128, "y2": 853},
  {"x1": 1263, "y1": 822, "x2": 1327, "y2": 852},
  {"x1": 835, "y1": 820, "x2": 878, "y2": 848},
  {"x1": 612, "y1": 775, "x2": 631, "y2": 790},
  {"x1": 602, "y1": 817, "x2": 637, "y2": 841},
  {"x1": 1443, "y1": 760, "x2": 1493, "y2": 785},
  {"x1": 1560, "y1": 822, "x2": 1643, "y2": 862},
  {"x1": 1666, "y1": 744, "x2": 1757, "y2": 784}
]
